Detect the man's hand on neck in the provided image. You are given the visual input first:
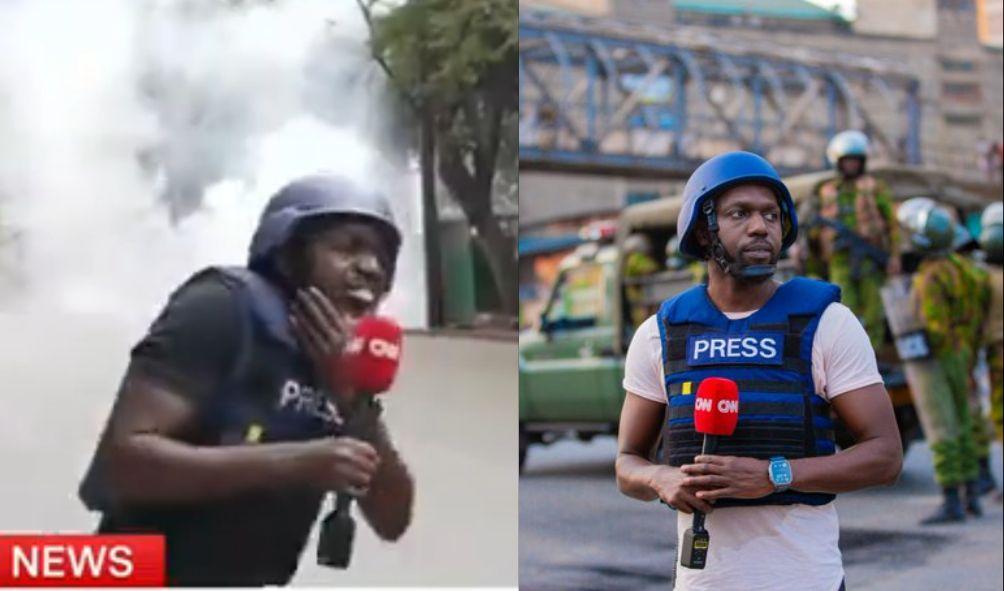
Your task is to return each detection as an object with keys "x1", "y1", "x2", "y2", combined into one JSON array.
[{"x1": 704, "y1": 261, "x2": 780, "y2": 313}]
